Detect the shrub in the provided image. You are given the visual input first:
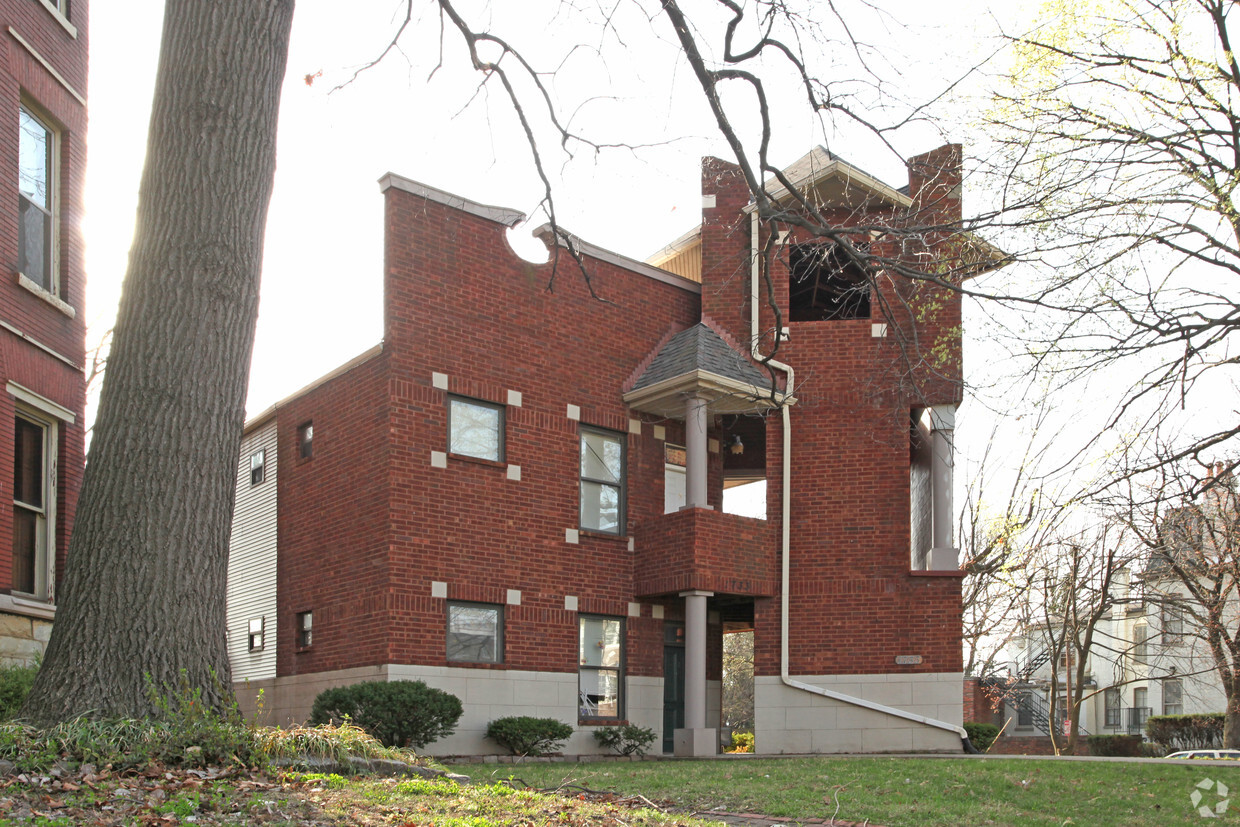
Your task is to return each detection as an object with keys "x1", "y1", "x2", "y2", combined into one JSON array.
[
  {"x1": 309, "y1": 680, "x2": 462, "y2": 749},
  {"x1": 964, "y1": 722, "x2": 1000, "y2": 752},
  {"x1": 593, "y1": 724, "x2": 657, "y2": 756},
  {"x1": 1146, "y1": 713, "x2": 1225, "y2": 752},
  {"x1": 728, "y1": 731, "x2": 755, "y2": 753},
  {"x1": 0, "y1": 662, "x2": 38, "y2": 720},
  {"x1": 1087, "y1": 734, "x2": 1143, "y2": 757},
  {"x1": 486, "y1": 716, "x2": 573, "y2": 756}
]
